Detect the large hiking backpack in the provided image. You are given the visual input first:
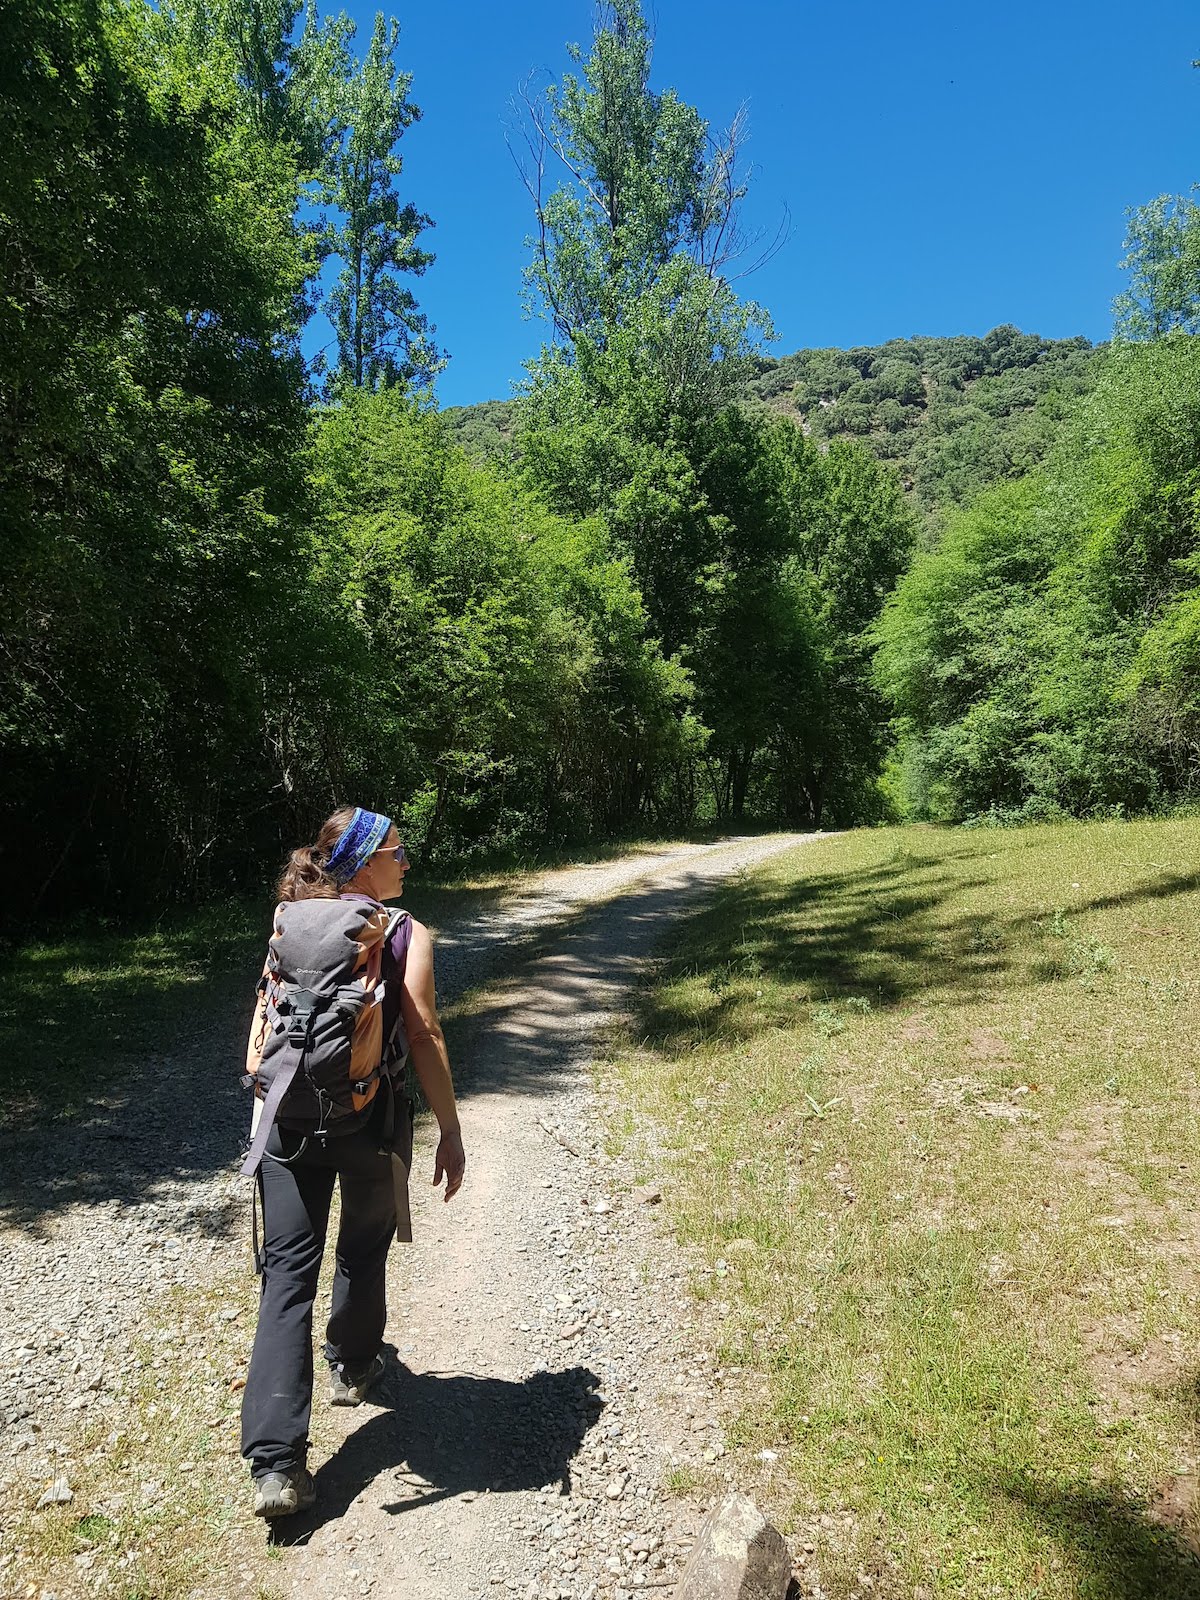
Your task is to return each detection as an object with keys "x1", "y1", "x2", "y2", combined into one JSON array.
[{"x1": 239, "y1": 897, "x2": 409, "y2": 1177}]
